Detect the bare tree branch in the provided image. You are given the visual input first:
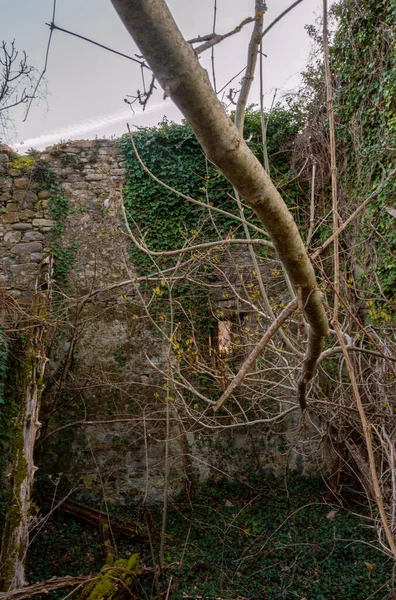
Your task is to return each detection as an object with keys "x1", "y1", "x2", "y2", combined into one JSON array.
[
  {"x1": 214, "y1": 298, "x2": 298, "y2": 412},
  {"x1": 110, "y1": 0, "x2": 328, "y2": 417},
  {"x1": 0, "y1": 40, "x2": 41, "y2": 138}
]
